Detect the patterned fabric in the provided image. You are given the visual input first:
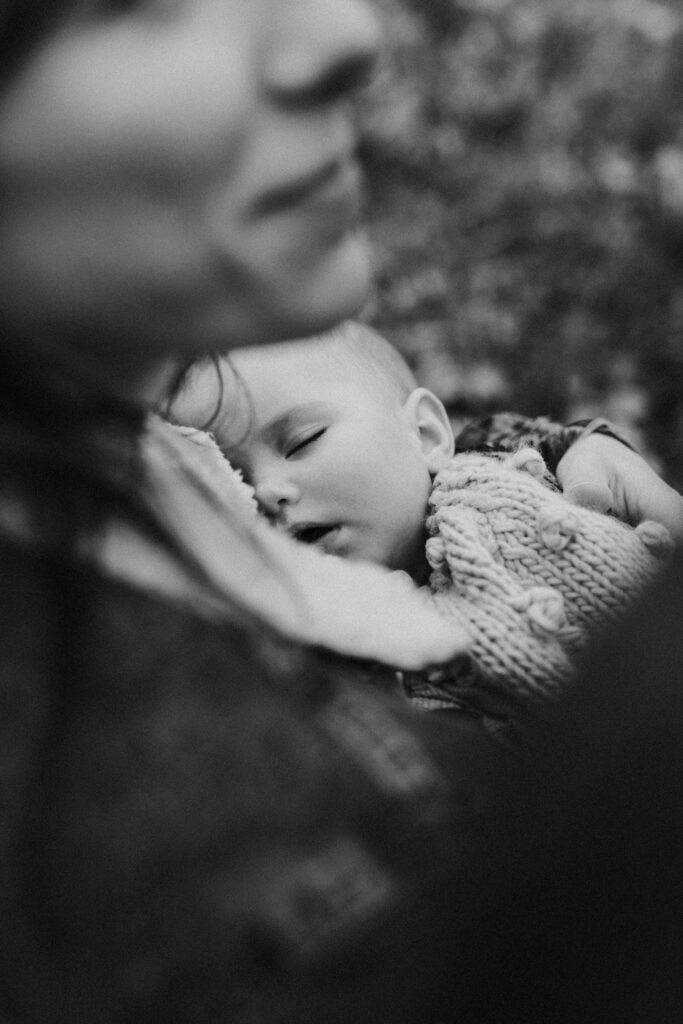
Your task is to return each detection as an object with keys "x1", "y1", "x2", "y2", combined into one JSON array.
[{"x1": 454, "y1": 413, "x2": 635, "y2": 473}]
